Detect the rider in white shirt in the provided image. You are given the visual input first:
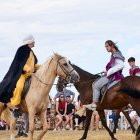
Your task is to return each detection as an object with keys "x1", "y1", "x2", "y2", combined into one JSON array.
[{"x1": 84, "y1": 40, "x2": 125, "y2": 111}]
